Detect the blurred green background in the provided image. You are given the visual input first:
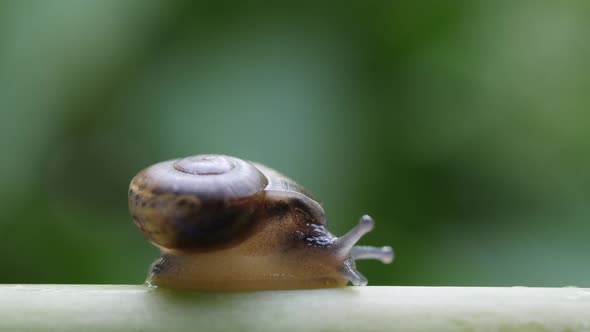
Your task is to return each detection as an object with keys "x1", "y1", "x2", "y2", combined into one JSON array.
[{"x1": 1, "y1": 1, "x2": 589, "y2": 287}]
